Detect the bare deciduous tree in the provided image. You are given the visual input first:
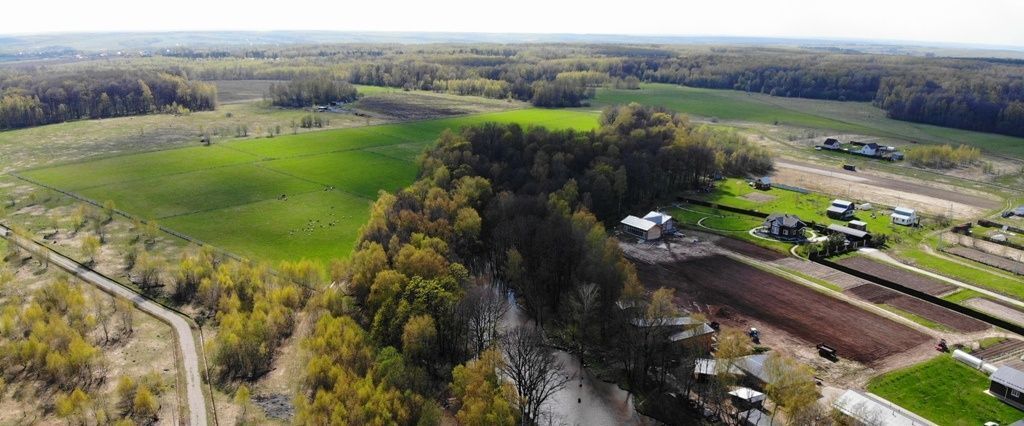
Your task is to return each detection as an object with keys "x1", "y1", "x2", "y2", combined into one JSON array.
[
  {"x1": 464, "y1": 284, "x2": 509, "y2": 356},
  {"x1": 568, "y1": 282, "x2": 600, "y2": 348},
  {"x1": 501, "y1": 326, "x2": 569, "y2": 424}
]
